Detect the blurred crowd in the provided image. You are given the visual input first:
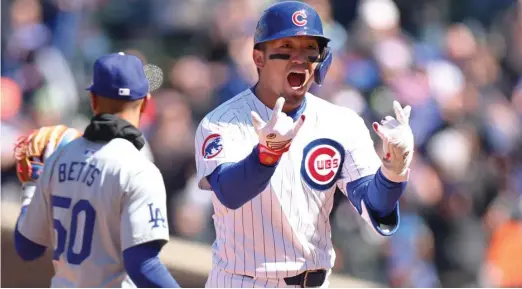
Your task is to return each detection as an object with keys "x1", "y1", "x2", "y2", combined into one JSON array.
[{"x1": 2, "y1": 0, "x2": 522, "y2": 287}]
